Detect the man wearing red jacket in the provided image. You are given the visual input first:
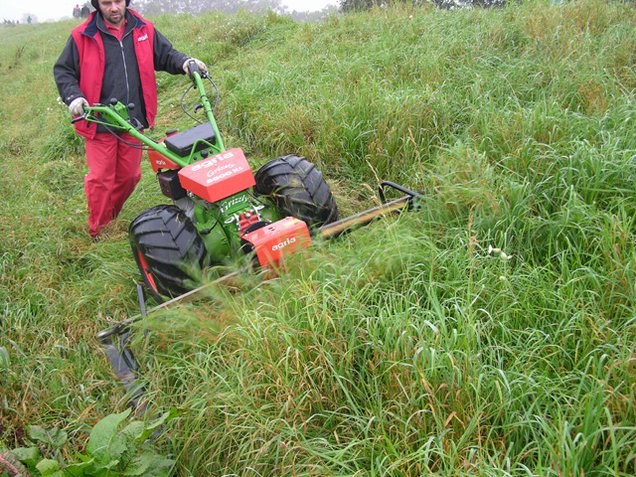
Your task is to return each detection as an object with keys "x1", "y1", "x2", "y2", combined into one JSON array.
[{"x1": 54, "y1": 0, "x2": 207, "y2": 239}]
